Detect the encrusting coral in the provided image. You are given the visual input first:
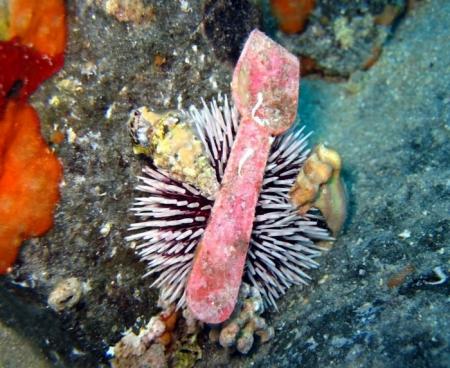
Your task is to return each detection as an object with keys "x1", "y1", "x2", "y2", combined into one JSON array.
[
  {"x1": 289, "y1": 143, "x2": 346, "y2": 236},
  {"x1": 111, "y1": 306, "x2": 178, "y2": 368},
  {"x1": 127, "y1": 107, "x2": 220, "y2": 198},
  {"x1": 111, "y1": 305, "x2": 202, "y2": 368},
  {"x1": 0, "y1": 0, "x2": 66, "y2": 274},
  {"x1": 209, "y1": 282, "x2": 274, "y2": 354},
  {"x1": 0, "y1": 0, "x2": 66, "y2": 110},
  {"x1": 111, "y1": 284, "x2": 273, "y2": 365}
]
